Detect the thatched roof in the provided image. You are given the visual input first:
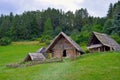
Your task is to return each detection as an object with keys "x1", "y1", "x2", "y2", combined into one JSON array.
[
  {"x1": 36, "y1": 47, "x2": 46, "y2": 53},
  {"x1": 24, "y1": 53, "x2": 46, "y2": 61},
  {"x1": 46, "y1": 32, "x2": 84, "y2": 53},
  {"x1": 36, "y1": 47, "x2": 48, "y2": 58},
  {"x1": 87, "y1": 44, "x2": 102, "y2": 49},
  {"x1": 88, "y1": 31, "x2": 120, "y2": 51}
]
